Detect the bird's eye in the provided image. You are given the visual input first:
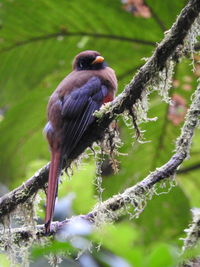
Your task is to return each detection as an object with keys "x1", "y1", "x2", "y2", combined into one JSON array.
[{"x1": 79, "y1": 62, "x2": 83, "y2": 68}]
